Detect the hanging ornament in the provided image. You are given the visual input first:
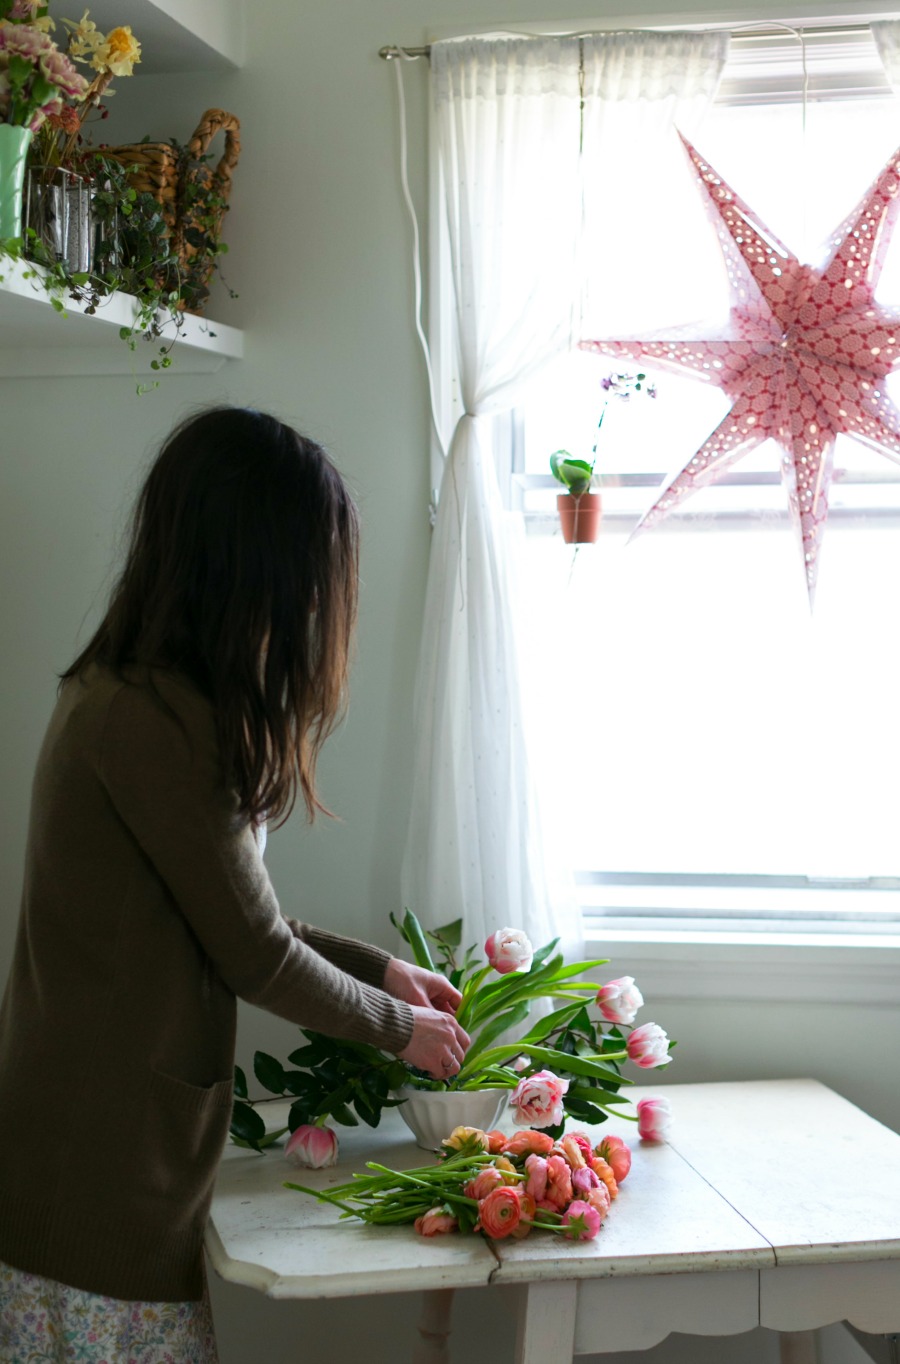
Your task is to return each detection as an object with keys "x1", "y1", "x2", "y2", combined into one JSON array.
[{"x1": 580, "y1": 131, "x2": 900, "y2": 605}]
